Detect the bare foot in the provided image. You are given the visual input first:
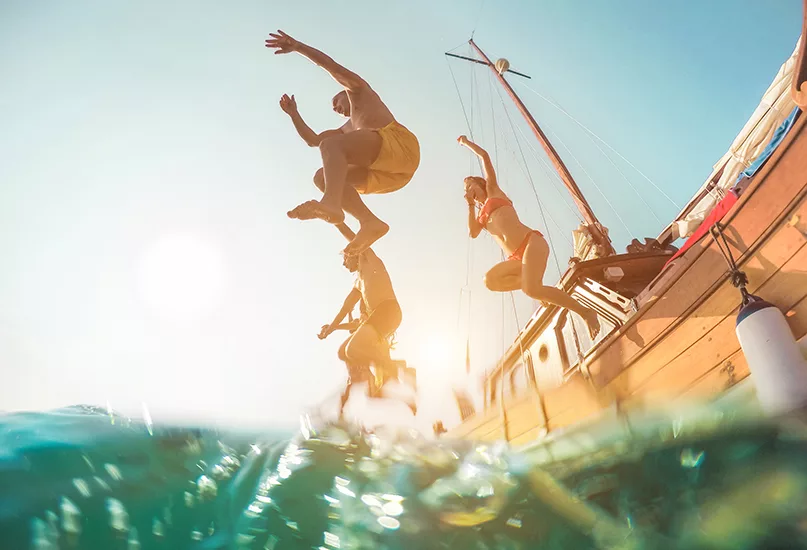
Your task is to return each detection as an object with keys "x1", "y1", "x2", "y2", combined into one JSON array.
[
  {"x1": 343, "y1": 219, "x2": 389, "y2": 256},
  {"x1": 584, "y1": 311, "x2": 601, "y2": 340},
  {"x1": 287, "y1": 200, "x2": 345, "y2": 224}
]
